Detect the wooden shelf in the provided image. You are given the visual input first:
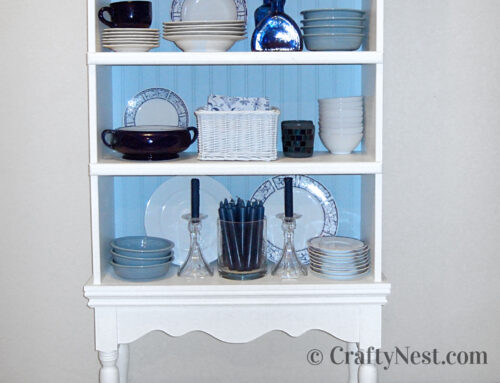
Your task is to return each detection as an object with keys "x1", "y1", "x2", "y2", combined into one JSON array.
[
  {"x1": 87, "y1": 51, "x2": 383, "y2": 66},
  {"x1": 90, "y1": 152, "x2": 381, "y2": 176}
]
